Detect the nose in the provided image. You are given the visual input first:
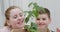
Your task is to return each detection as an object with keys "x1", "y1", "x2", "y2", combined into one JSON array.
[
  {"x1": 17, "y1": 18, "x2": 21, "y2": 21},
  {"x1": 17, "y1": 16, "x2": 22, "y2": 21},
  {"x1": 17, "y1": 17, "x2": 23, "y2": 24},
  {"x1": 17, "y1": 16, "x2": 24, "y2": 21}
]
